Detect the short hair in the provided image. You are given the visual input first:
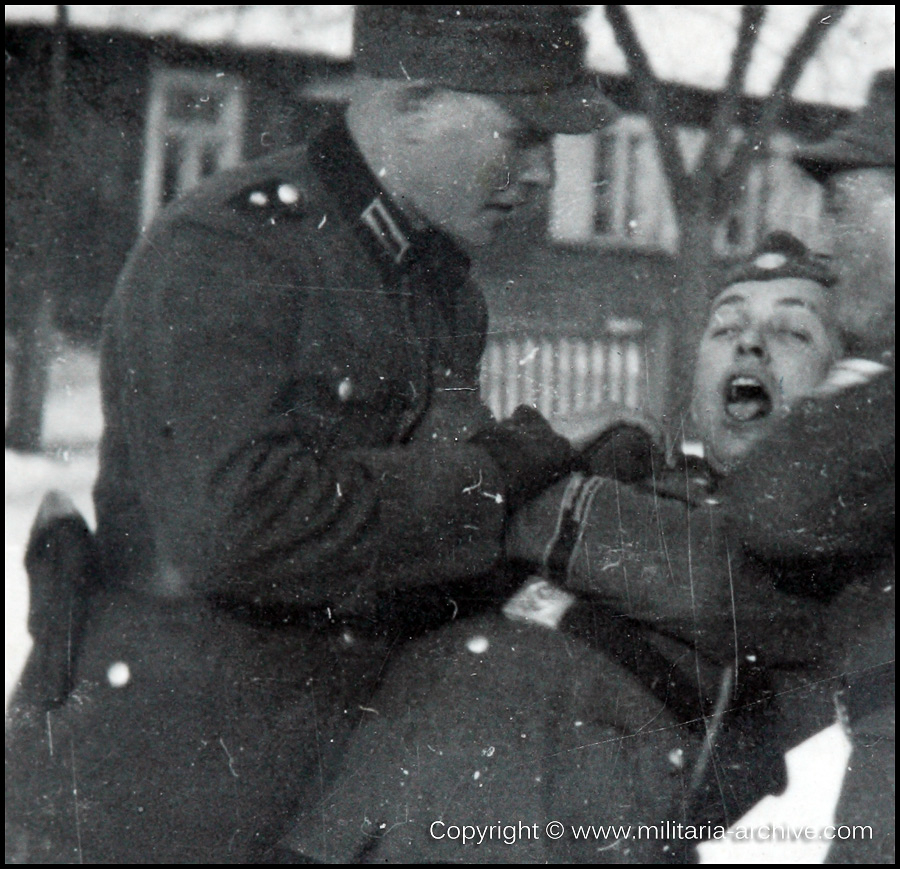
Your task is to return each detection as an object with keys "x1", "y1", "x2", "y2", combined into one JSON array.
[{"x1": 712, "y1": 232, "x2": 843, "y2": 354}]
